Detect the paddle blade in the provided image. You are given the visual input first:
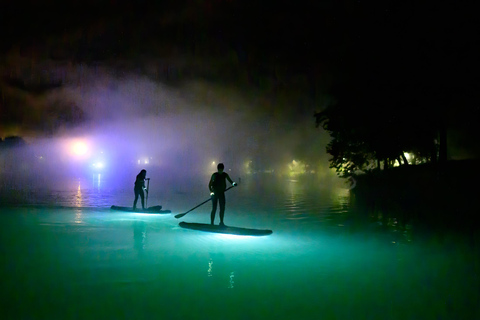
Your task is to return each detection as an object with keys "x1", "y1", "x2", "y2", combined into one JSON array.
[{"x1": 174, "y1": 212, "x2": 187, "y2": 219}]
